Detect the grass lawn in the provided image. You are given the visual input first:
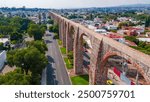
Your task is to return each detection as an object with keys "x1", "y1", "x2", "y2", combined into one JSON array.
[
  {"x1": 57, "y1": 39, "x2": 62, "y2": 45},
  {"x1": 64, "y1": 58, "x2": 73, "y2": 69},
  {"x1": 60, "y1": 47, "x2": 66, "y2": 54},
  {"x1": 71, "y1": 75, "x2": 89, "y2": 85}
]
